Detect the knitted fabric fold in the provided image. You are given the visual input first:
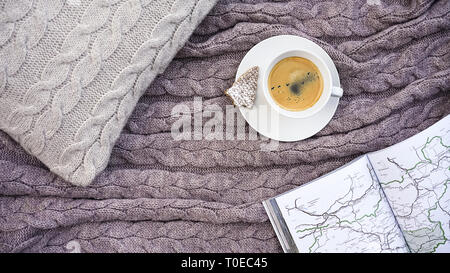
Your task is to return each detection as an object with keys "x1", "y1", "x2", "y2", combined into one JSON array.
[{"x1": 0, "y1": 0, "x2": 449, "y2": 253}]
